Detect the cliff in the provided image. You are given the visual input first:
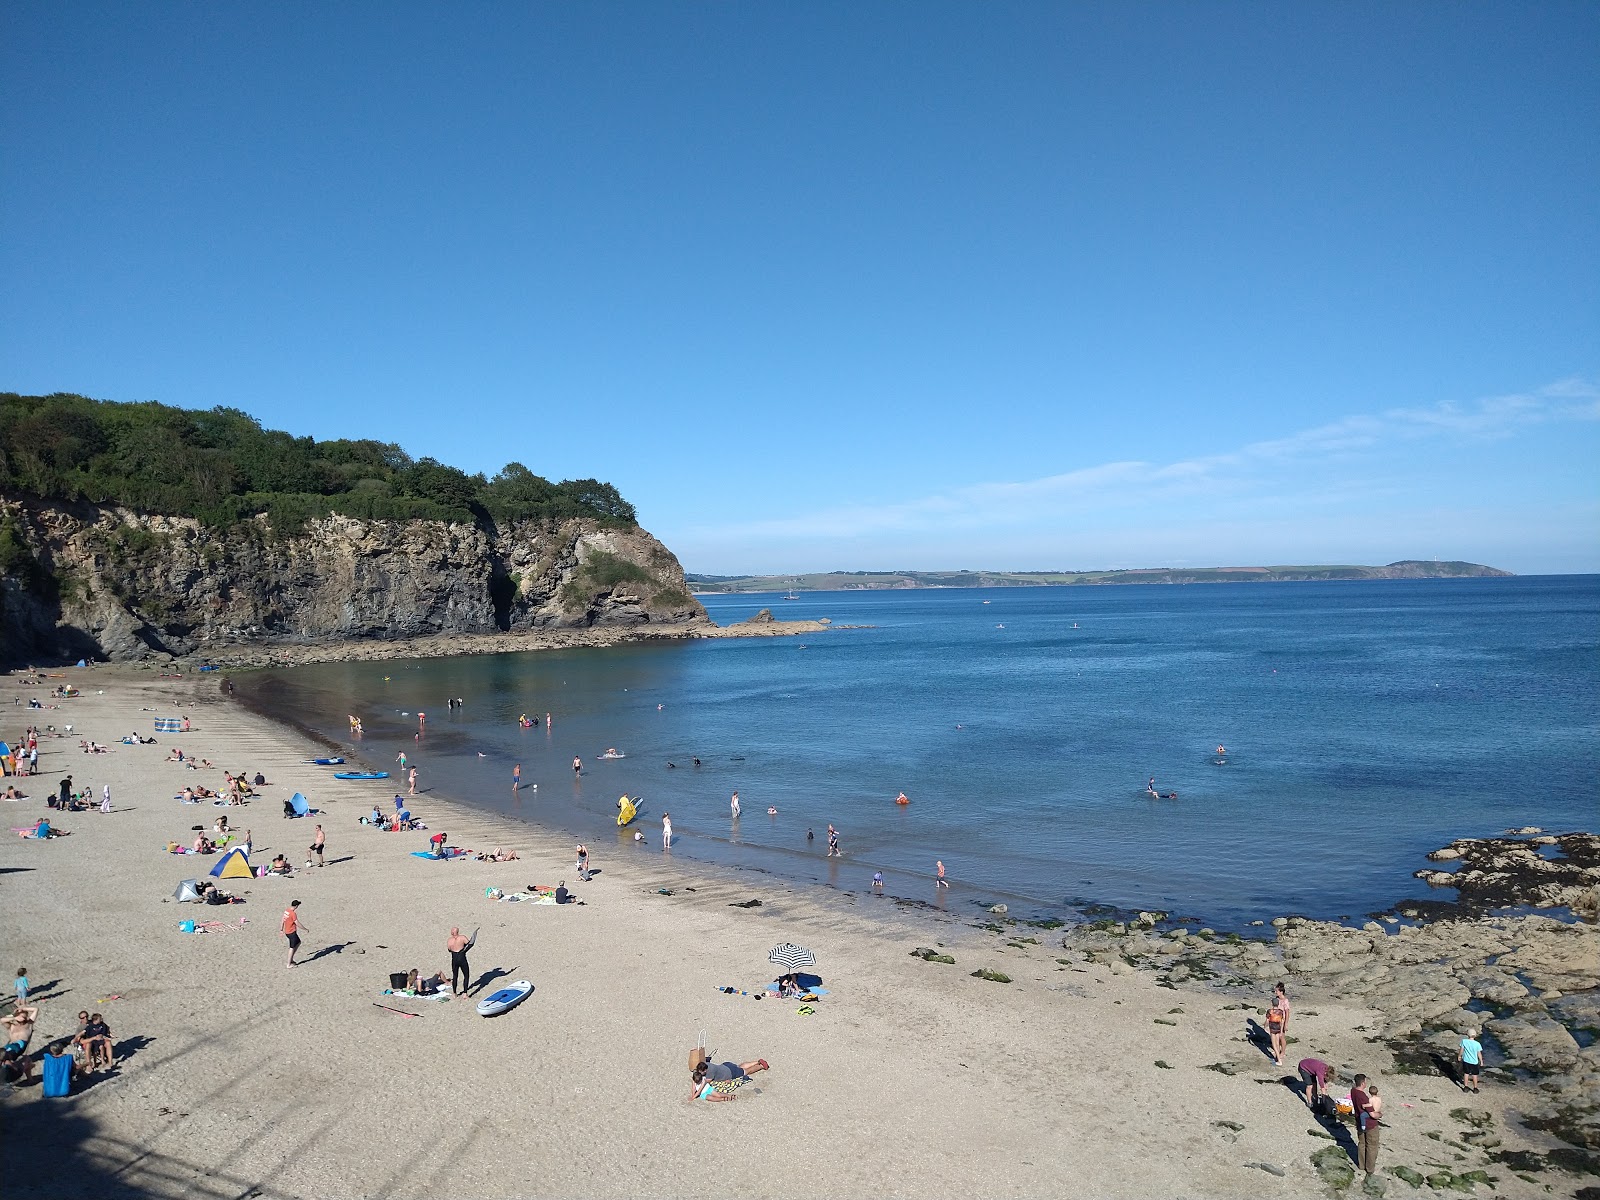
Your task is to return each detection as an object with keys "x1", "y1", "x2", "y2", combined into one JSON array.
[{"x1": 0, "y1": 498, "x2": 706, "y2": 664}]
